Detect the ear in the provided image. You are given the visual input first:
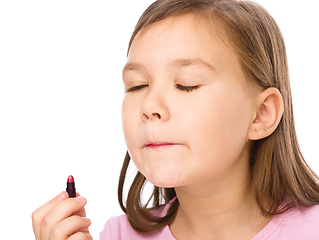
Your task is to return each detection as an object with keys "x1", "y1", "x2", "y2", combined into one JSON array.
[{"x1": 248, "y1": 87, "x2": 284, "y2": 140}]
